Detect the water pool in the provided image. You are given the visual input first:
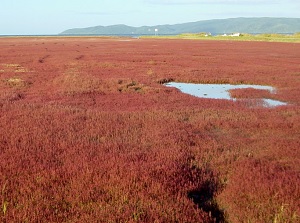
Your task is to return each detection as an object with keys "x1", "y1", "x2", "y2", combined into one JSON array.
[{"x1": 164, "y1": 82, "x2": 287, "y2": 107}]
